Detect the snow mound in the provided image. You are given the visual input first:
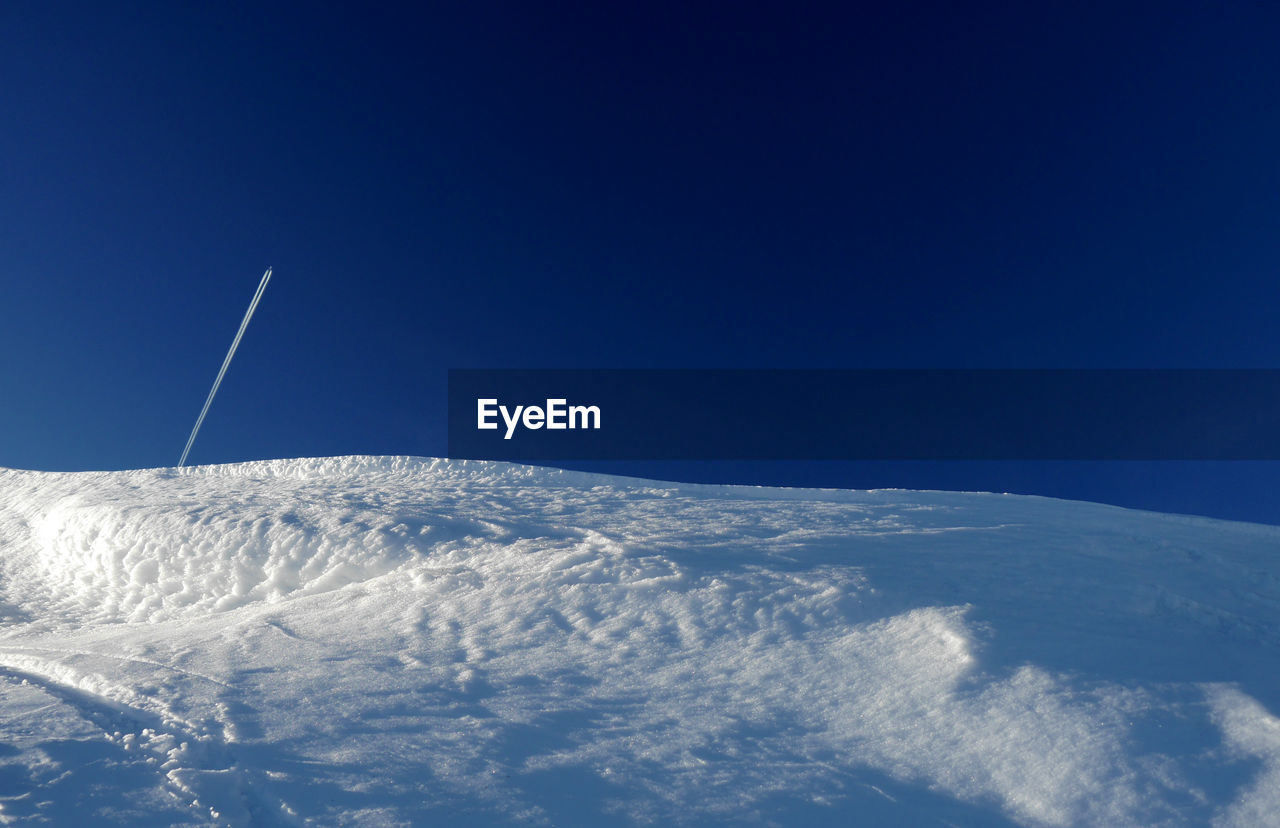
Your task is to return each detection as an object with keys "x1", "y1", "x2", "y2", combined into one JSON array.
[
  {"x1": 1, "y1": 456, "x2": 1279, "y2": 826},
  {"x1": 28, "y1": 481, "x2": 424, "y2": 623},
  {"x1": 3, "y1": 458, "x2": 678, "y2": 624}
]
